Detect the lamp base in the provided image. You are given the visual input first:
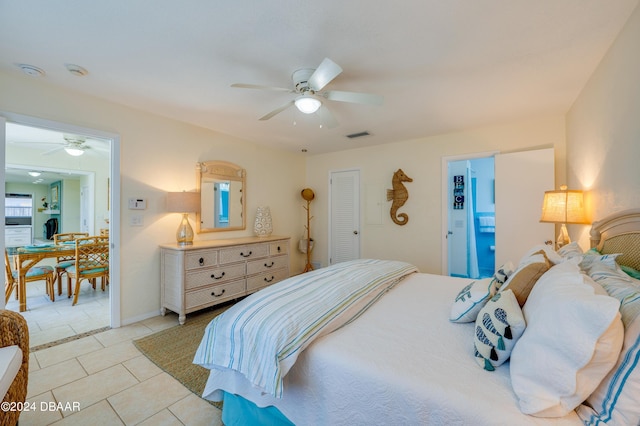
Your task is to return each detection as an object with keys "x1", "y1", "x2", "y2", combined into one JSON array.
[
  {"x1": 556, "y1": 223, "x2": 571, "y2": 249},
  {"x1": 176, "y1": 213, "x2": 194, "y2": 246}
]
